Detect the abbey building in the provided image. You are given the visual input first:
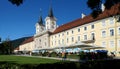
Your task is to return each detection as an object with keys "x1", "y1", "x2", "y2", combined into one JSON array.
[
  {"x1": 19, "y1": 3, "x2": 120, "y2": 56},
  {"x1": 34, "y1": 7, "x2": 57, "y2": 50}
]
